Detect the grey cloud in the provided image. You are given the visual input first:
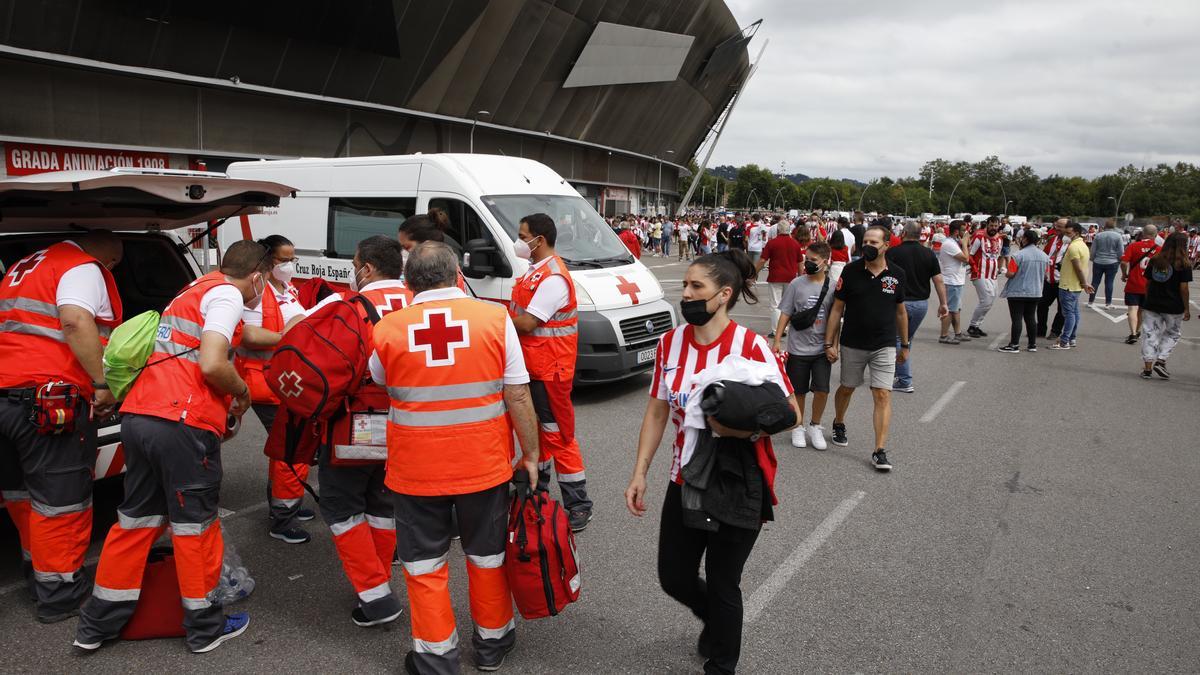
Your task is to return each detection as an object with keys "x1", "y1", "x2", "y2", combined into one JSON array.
[{"x1": 710, "y1": 0, "x2": 1200, "y2": 180}]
